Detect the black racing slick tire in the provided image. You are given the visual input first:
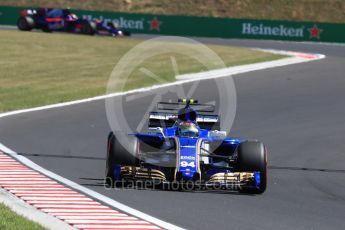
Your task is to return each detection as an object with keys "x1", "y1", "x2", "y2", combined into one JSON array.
[
  {"x1": 105, "y1": 132, "x2": 138, "y2": 186},
  {"x1": 236, "y1": 141, "x2": 267, "y2": 194},
  {"x1": 17, "y1": 16, "x2": 35, "y2": 31}
]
